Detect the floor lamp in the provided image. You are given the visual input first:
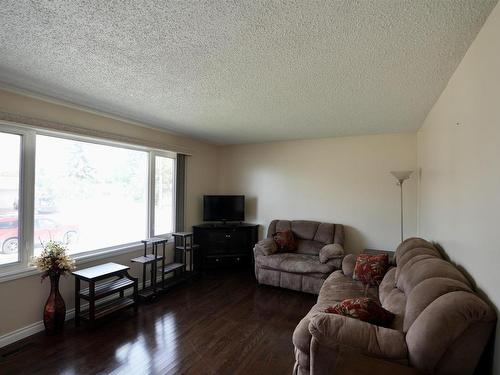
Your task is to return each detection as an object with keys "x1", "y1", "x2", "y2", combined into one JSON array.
[{"x1": 390, "y1": 170, "x2": 413, "y2": 243}]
